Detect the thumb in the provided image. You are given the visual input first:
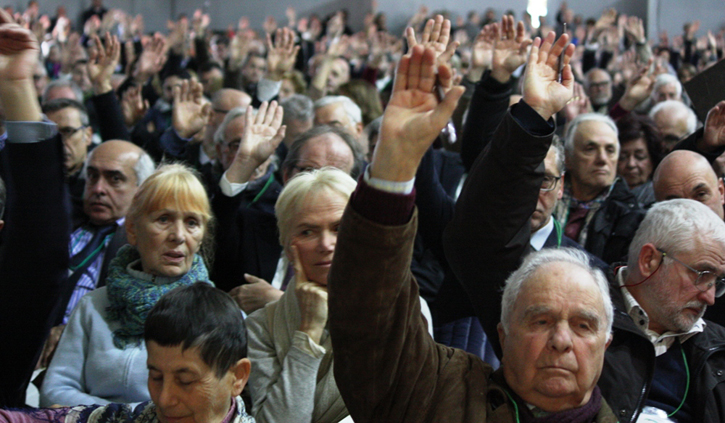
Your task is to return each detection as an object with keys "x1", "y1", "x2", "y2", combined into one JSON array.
[
  {"x1": 430, "y1": 85, "x2": 464, "y2": 129},
  {"x1": 291, "y1": 244, "x2": 309, "y2": 283},
  {"x1": 244, "y1": 273, "x2": 269, "y2": 285}
]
